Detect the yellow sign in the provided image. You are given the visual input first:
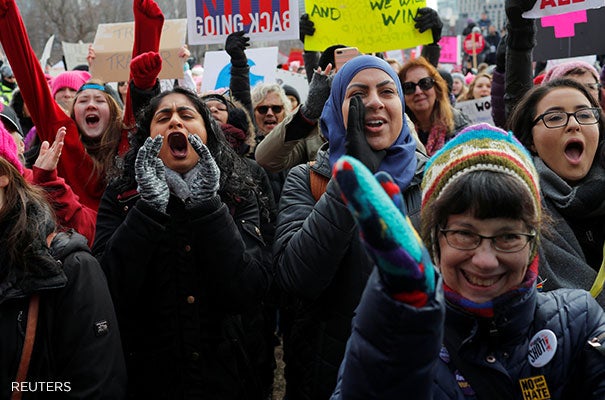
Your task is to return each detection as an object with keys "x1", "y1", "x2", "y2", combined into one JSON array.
[
  {"x1": 519, "y1": 375, "x2": 551, "y2": 400},
  {"x1": 304, "y1": 0, "x2": 433, "y2": 53}
]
